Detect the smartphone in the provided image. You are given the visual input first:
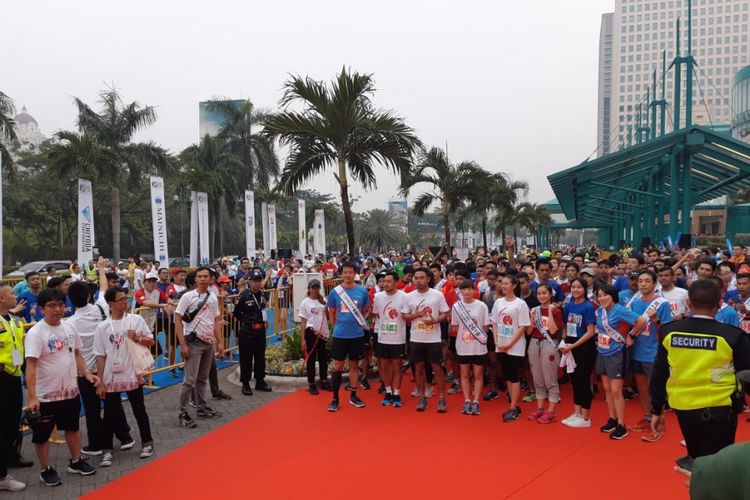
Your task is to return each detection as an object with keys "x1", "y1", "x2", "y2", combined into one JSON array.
[
  {"x1": 92, "y1": 246, "x2": 100, "y2": 260},
  {"x1": 675, "y1": 455, "x2": 694, "y2": 472}
]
